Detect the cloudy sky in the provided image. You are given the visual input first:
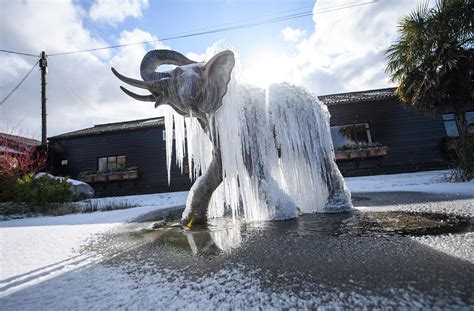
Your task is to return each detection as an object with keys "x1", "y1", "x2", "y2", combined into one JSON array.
[{"x1": 0, "y1": 0, "x2": 419, "y2": 138}]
